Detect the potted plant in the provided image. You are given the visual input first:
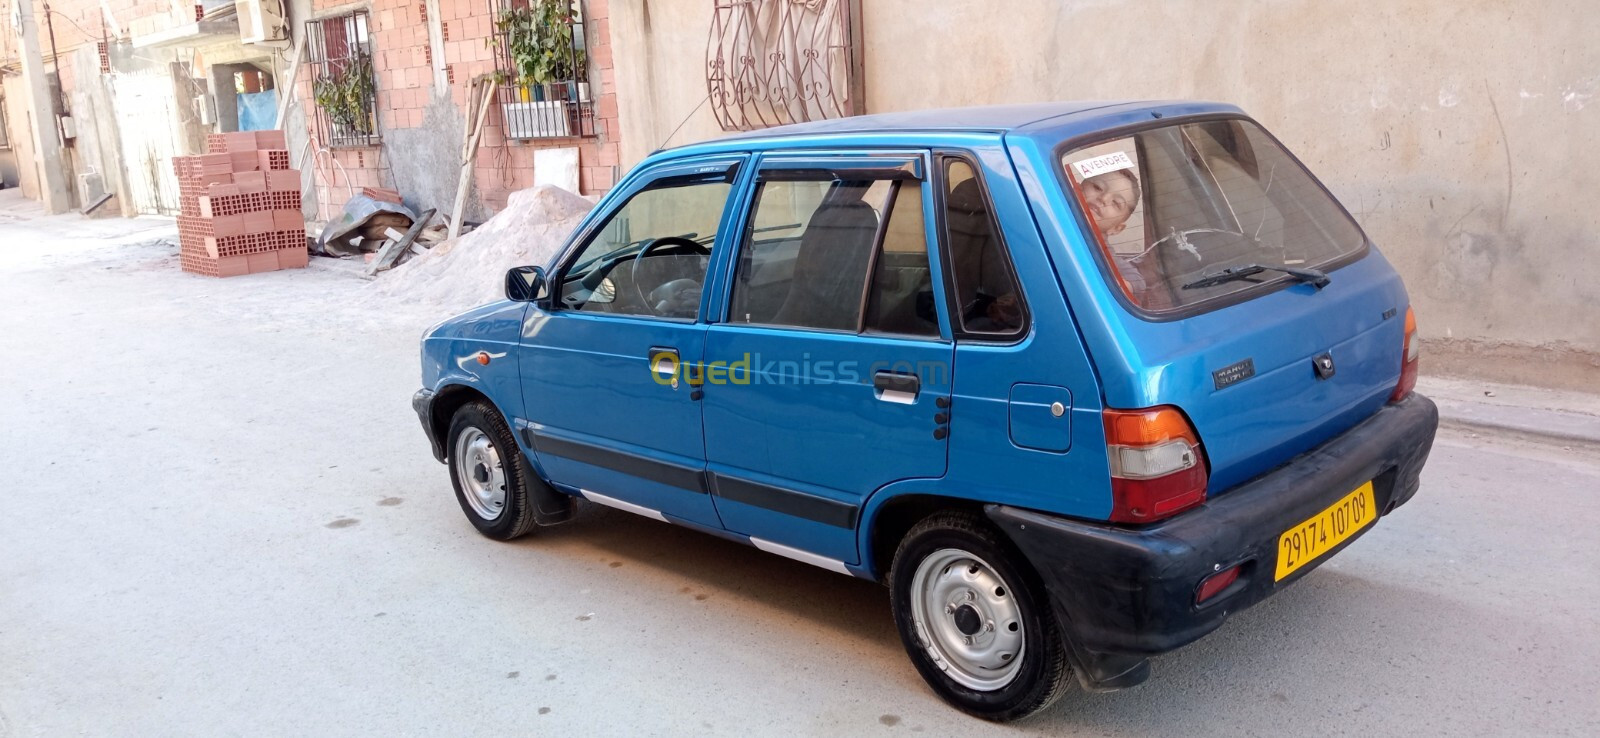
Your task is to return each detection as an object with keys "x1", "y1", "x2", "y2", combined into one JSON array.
[
  {"x1": 489, "y1": 1, "x2": 585, "y2": 100},
  {"x1": 313, "y1": 55, "x2": 376, "y2": 139},
  {"x1": 488, "y1": 0, "x2": 586, "y2": 136},
  {"x1": 490, "y1": 4, "x2": 540, "y2": 101},
  {"x1": 532, "y1": 0, "x2": 578, "y2": 102}
]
